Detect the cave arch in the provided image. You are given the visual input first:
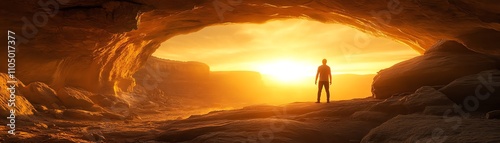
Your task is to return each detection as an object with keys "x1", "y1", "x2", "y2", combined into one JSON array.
[{"x1": 2, "y1": 0, "x2": 500, "y2": 94}]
